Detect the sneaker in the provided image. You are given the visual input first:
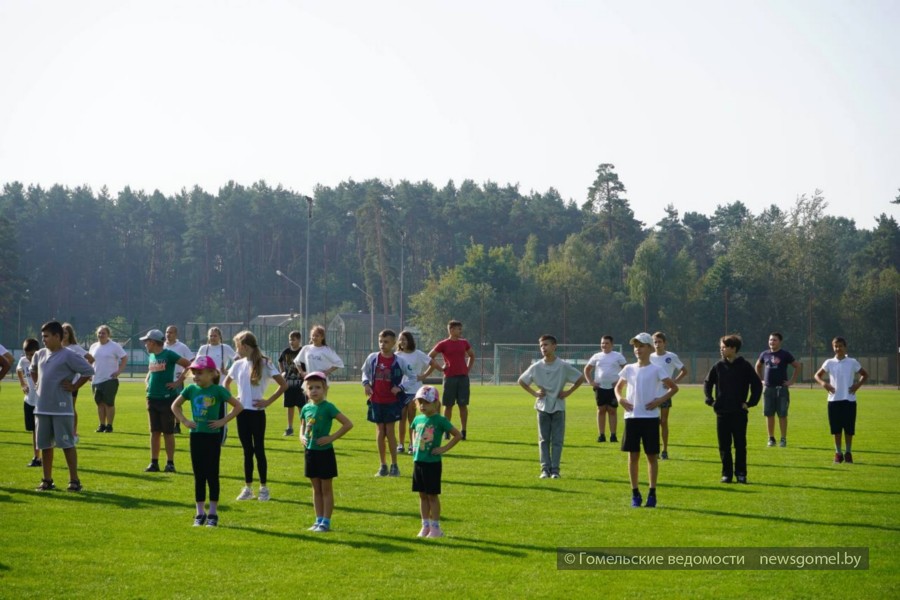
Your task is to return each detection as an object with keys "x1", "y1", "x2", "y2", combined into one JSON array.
[
  {"x1": 396, "y1": 444, "x2": 405, "y2": 454},
  {"x1": 645, "y1": 495, "x2": 657, "y2": 508},
  {"x1": 736, "y1": 475, "x2": 748, "y2": 484},
  {"x1": 389, "y1": 464, "x2": 400, "y2": 477},
  {"x1": 779, "y1": 438, "x2": 787, "y2": 448},
  {"x1": 164, "y1": 462, "x2": 176, "y2": 473},
  {"x1": 417, "y1": 525, "x2": 431, "y2": 538},
  {"x1": 258, "y1": 486, "x2": 271, "y2": 501},
  {"x1": 407, "y1": 446, "x2": 414, "y2": 455},
  {"x1": 720, "y1": 476, "x2": 733, "y2": 483},
  {"x1": 834, "y1": 452, "x2": 844, "y2": 464},
  {"x1": 105, "y1": 425, "x2": 113, "y2": 433},
  {"x1": 284, "y1": 427, "x2": 294, "y2": 436},
  {"x1": 145, "y1": 462, "x2": 160, "y2": 472},
  {"x1": 206, "y1": 514, "x2": 218, "y2": 527},
  {"x1": 609, "y1": 434, "x2": 618, "y2": 443},
  {"x1": 36, "y1": 478, "x2": 55, "y2": 491},
  {"x1": 661, "y1": 450, "x2": 669, "y2": 460},
  {"x1": 193, "y1": 514, "x2": 207, "y2": 527},
  {"x1": 96, "y1": 425, "x2": 106, "y2": 433},
  {"x1": 767, "y1": 437, "x2": 776, "y2": 447},
  {"x1": 27, "y1": 457, "x2": 42, "y2": 468},
  {"x1": 461, "y1": 430, "x2": 467, "y2": 441},
  {"x1": 426, "y1": 527, "x2": 444, "y2": 538},
  {"x1": 550, "y1": 472, "x2": 561, "y2": 479},
  {"x1": 597, "y1": 434, "x2": 606, "y2": 443},
  {"x1": 844, "y1": 452, "x2": 853, "y2": 464},
  {"x1": 66, "y1": 479, "x2": 83, "y2": 492},
  {"x1": 307, "y1": 523, "x2": 321, "y2": 531},
  {"x1": 375, "y1": 464, "x2": 388, "y2": 477},
  {"x1": 539, "y1": 470, "x2": 550, "y2": 479},
  {"x1": 631, "y1": 494, "x2": 642, "y2": 508},
  {"x1": 236, "y1": 486, "x2": 254, "y2": 500},
  {"x1": 314, "y1": 523, "x2": 331, "y2": 532}
]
